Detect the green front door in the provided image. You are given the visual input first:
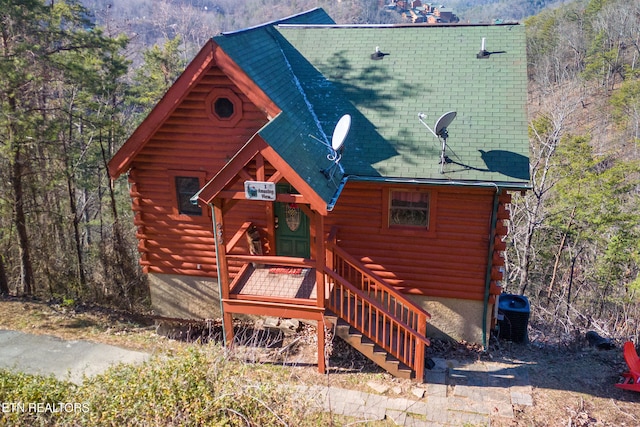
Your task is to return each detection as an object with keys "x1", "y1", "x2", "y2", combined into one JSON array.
[{"x1": 274, "y1": 197, "x2": 310, "y2": 258}]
